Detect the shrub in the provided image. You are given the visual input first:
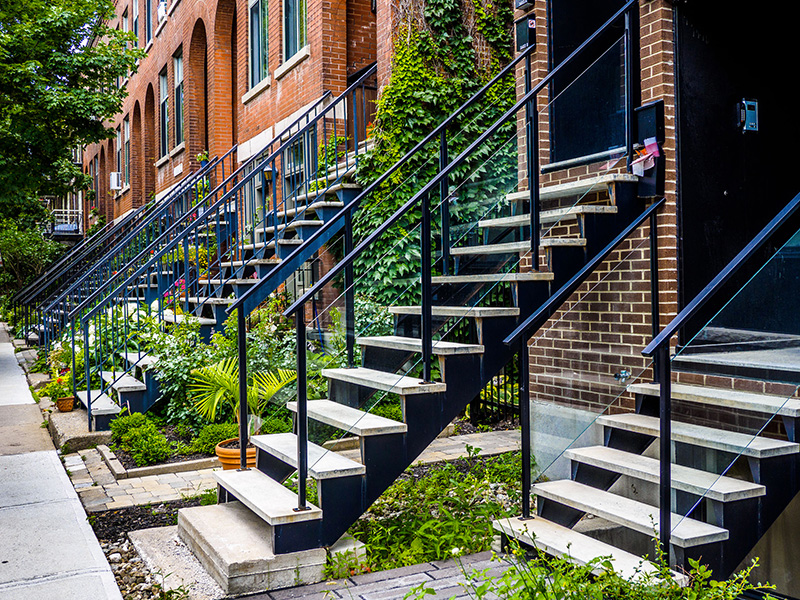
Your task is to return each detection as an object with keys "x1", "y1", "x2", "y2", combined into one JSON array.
[
  {"x1": 190, "y1": 423, "x2": 239, "y2": 455},
  {"x1": 109, "y1": 412, "x2": 149, "y2": 442},
  {"x1": 120, "y1": 421, "x2": 171, "y2": 466}
]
